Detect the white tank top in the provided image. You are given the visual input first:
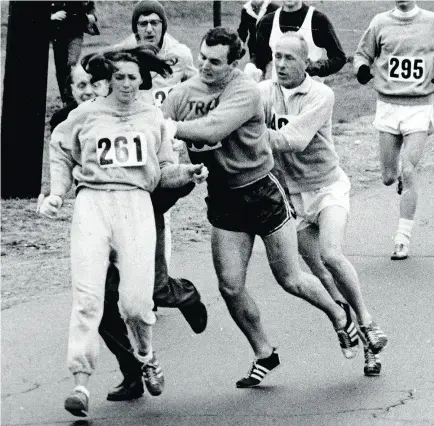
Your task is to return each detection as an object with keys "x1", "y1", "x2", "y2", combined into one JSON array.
[{"x1": 268, "y1": 6, "x2": 325, "y2": 81}]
